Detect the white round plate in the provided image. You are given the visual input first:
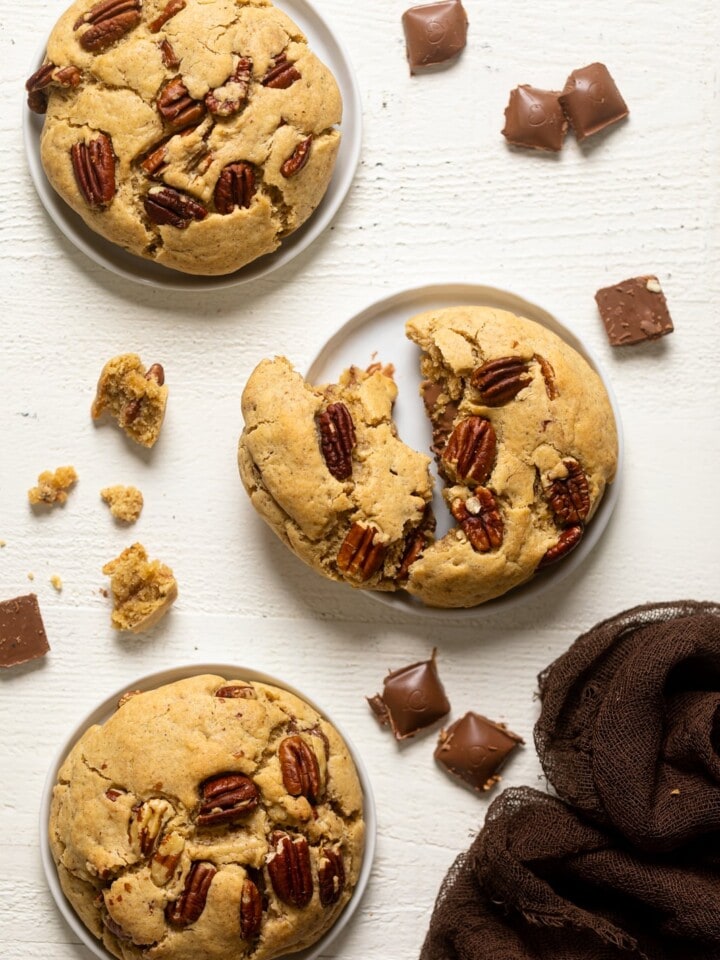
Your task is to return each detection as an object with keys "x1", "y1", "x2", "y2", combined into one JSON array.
[
  {"x1": 307, "y1": 283, "x2": 624, "y2": 619},
  {"x1": 23, "y1": 0, "x2": 362, "y2": 290},
  {"x1": 40, "y1": 663, "x2": 376, "y2": 960}
]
